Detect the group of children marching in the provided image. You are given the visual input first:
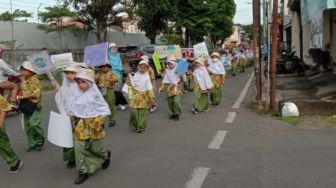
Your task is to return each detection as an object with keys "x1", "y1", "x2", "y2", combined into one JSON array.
[{"x1": 0, "y1": 50, "x2": 230, "y2": 184}]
